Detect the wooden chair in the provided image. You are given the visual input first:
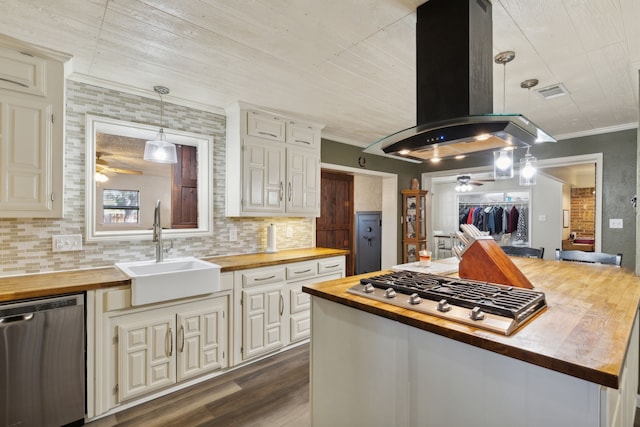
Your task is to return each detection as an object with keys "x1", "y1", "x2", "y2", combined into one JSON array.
[
  {"x1": 554, "y1": 249, "x2": 622, "y2": 266},
  {"x1": 501, "y1": 245, "x2": 544, "y2": 259}
]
